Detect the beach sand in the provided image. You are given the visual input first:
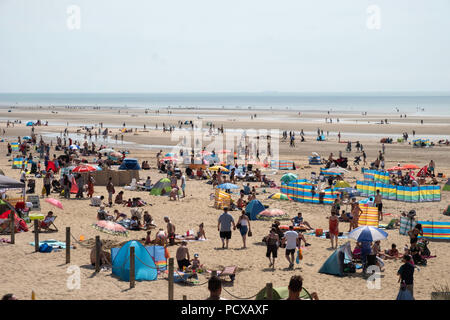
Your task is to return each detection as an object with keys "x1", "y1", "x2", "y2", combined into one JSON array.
[{"x1": 0, "y1": 107, "x2": 449, "y2": 300}]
